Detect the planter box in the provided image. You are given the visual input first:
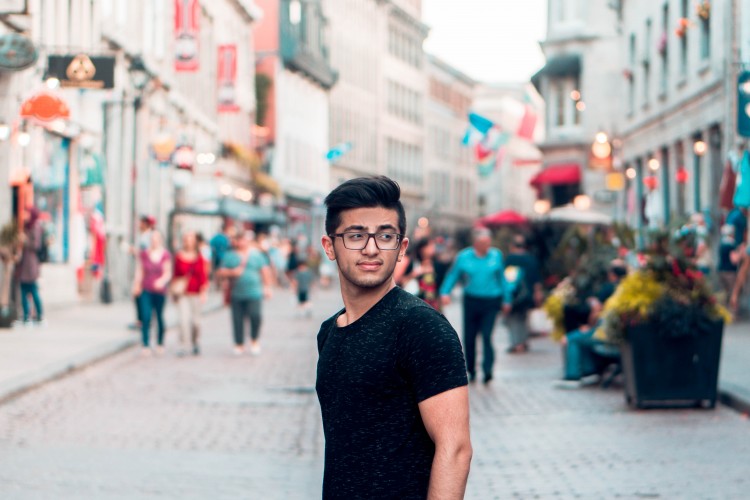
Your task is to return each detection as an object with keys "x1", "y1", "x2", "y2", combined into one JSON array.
[{"x1": 621, "y1": 320, "x2": 723, "y2": 409}]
